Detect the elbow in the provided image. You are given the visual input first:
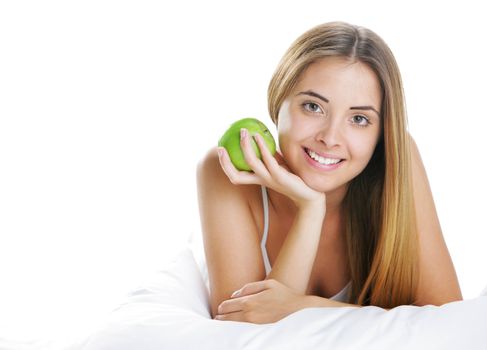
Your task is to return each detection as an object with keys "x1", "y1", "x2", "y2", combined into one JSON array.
[
  {"x1": 414, "y1": 294, "x2": 463, "y2": 307},
  {"x1": 440, "y1": 289, "x2": 464, "y2": 305}
]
